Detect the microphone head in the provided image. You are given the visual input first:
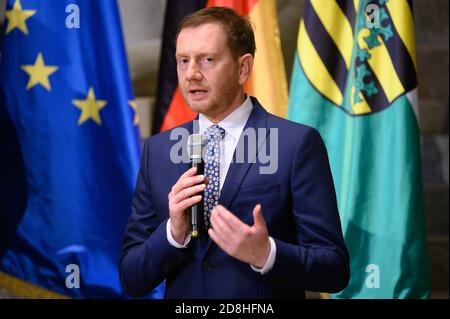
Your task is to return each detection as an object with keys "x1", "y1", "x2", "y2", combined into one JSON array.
[{"x1": 187, "y1": 134, "x2": 206, "y2": 159}]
